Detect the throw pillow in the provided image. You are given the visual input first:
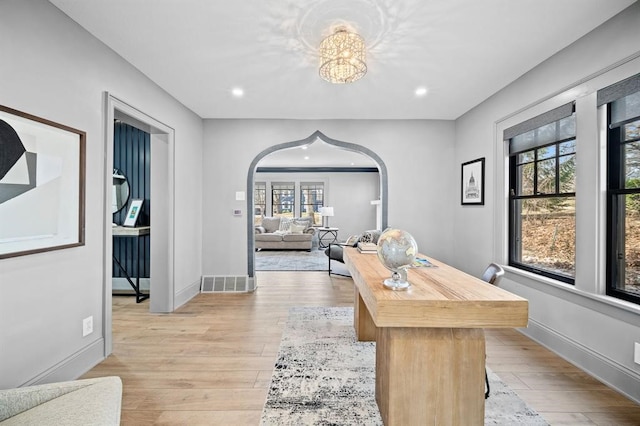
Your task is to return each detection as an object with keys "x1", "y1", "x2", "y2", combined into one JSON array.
[
  {"x1": 359, "y1": 230, "x2": 382, "y2": 244},
  {"x1": 290, "y1": 223, "x2": 306, "y2": 234},
  {"x1": 279, "y1": 217, "x2": 292, "y2": 232},
  {"x1": 262, "y1": 217, "x2": 281, "y2": 233},
  {"x1": 345, "y1": 234, "x2": 360, "y2": 247}
]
